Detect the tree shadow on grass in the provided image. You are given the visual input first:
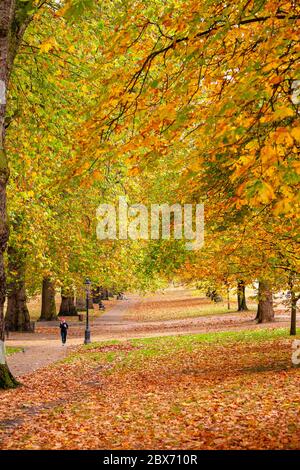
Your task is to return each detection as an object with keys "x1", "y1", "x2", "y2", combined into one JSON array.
[
  {"x1": 180, "y1": 360, "x2": 294, "y2": 378},
  {"x1": 242, "y1": 361, "x2": 294, "y2": 373}
]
